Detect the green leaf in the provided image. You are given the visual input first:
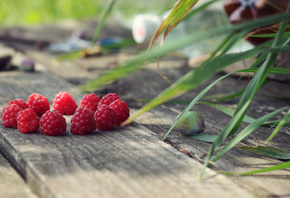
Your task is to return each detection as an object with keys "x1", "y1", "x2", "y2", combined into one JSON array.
[
  {"x1": 187, "y1": 134, "x2": 217, "y2": 143},
  {"x1": 92, "y1": 0, "x2": 117, "y2": 44},
  {"x1": 238, "y1": 146, "x2": 290, "y2": 160},
  {"x1": 201, "y1": 87, "x2": 245, "y2": 103},
  {"x1": 211, "y1": 107, "x2": 288, "y2": 163},
  {"x1": 201, "y1": 6, "x2": 290, "y2": 179},
  {"x1": 149, "y1": 0, "x2": 199, "y2": 48},
  {"x1": 239, "y1": 161, "x2": 290, "y2": 176},
  {"x1": 219, "y1": 161, "x2": 290, "y2": 176},
  {"x1": 238, "y1": 67, "x2": 290, "y2": 75},
  {"x1": 80, "y1": 13, "x2": 290, "y2": 92},
  {"x1": 161, "y1": 72, "x2": 233, "y2": 140},
  {"x1": 266, "y1": 109, "x2": 290, "y2": 142},
  {"x1": 124, "y1": 45, "x2": 290, "y2": 125},
  {"x1": 199, "y1": 102, "x2": 256, "y2": 124}
]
